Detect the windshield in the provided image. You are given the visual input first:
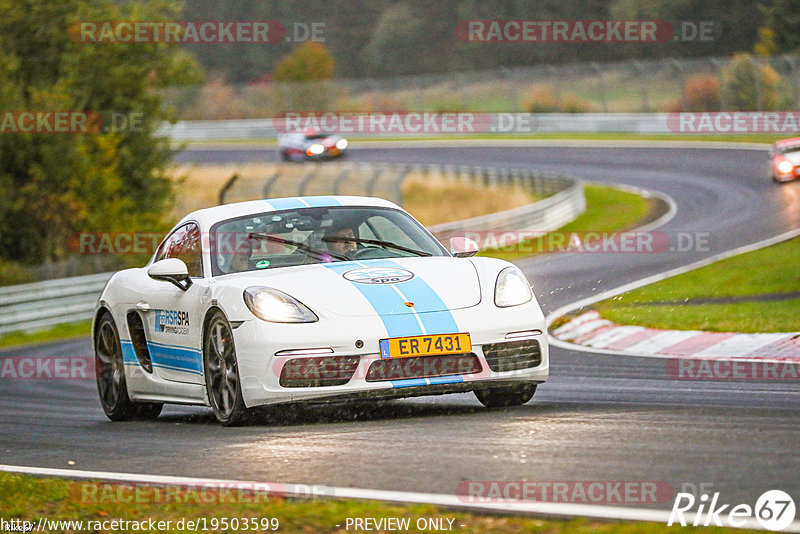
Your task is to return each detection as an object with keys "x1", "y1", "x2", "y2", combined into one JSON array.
[
  {"x1": 779, "y1": 145, "x2": 800, "y2": 154},
  {"x1": 210, "y1": 206, "x2": 447, "y2": 276}
]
